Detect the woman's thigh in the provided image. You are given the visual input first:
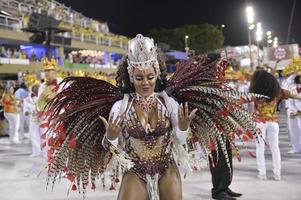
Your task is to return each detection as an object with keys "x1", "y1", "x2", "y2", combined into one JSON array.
[
  {"x1": 266, "y1": 122, "x2": 280, "y2": 147},
  {"x1": 159, "y1": 166, "x2": 182, "y2": 200},
  {"x1": 118, "y1": 171, "x2": 148, "y2": 200}
]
